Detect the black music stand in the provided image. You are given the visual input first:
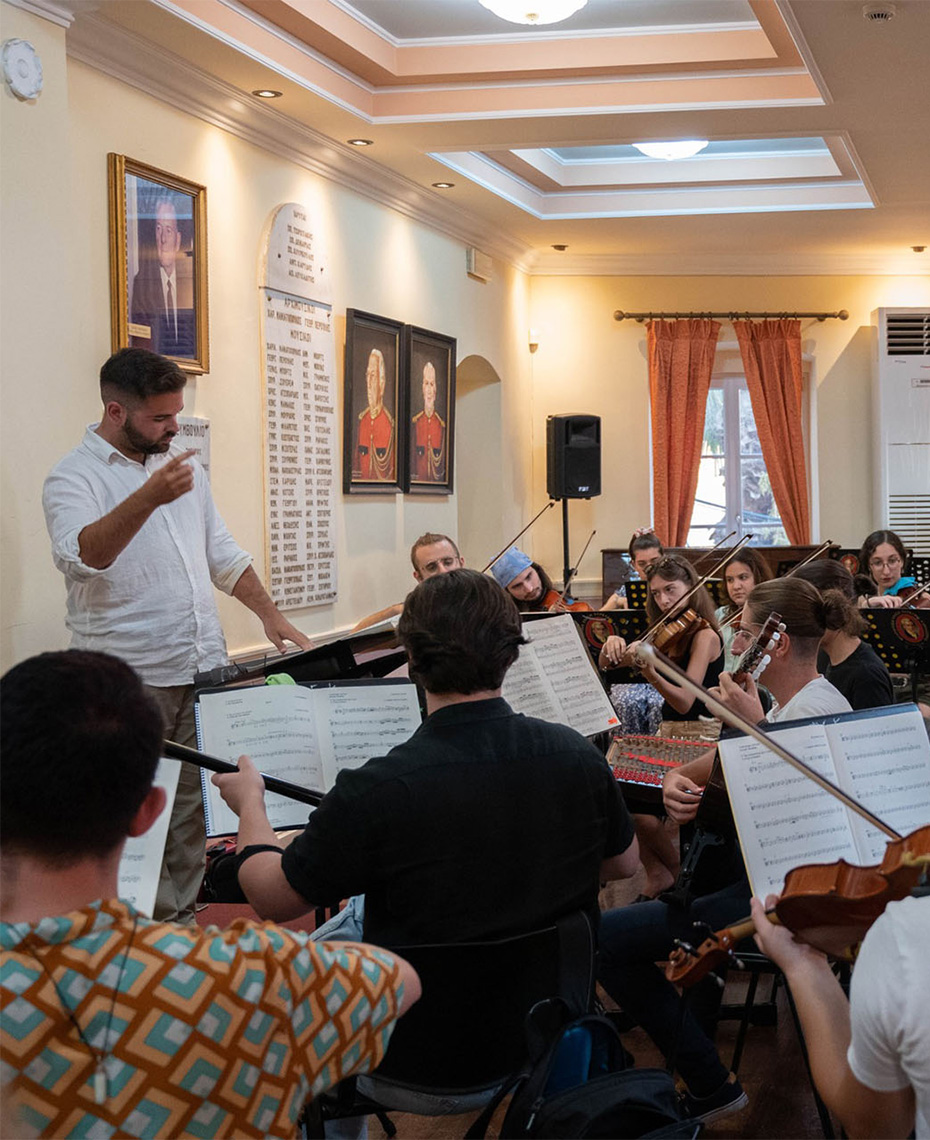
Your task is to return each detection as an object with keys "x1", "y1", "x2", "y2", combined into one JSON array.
[{"x1": 861, "y1": 608, "x2": 930, "y2": 701}]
